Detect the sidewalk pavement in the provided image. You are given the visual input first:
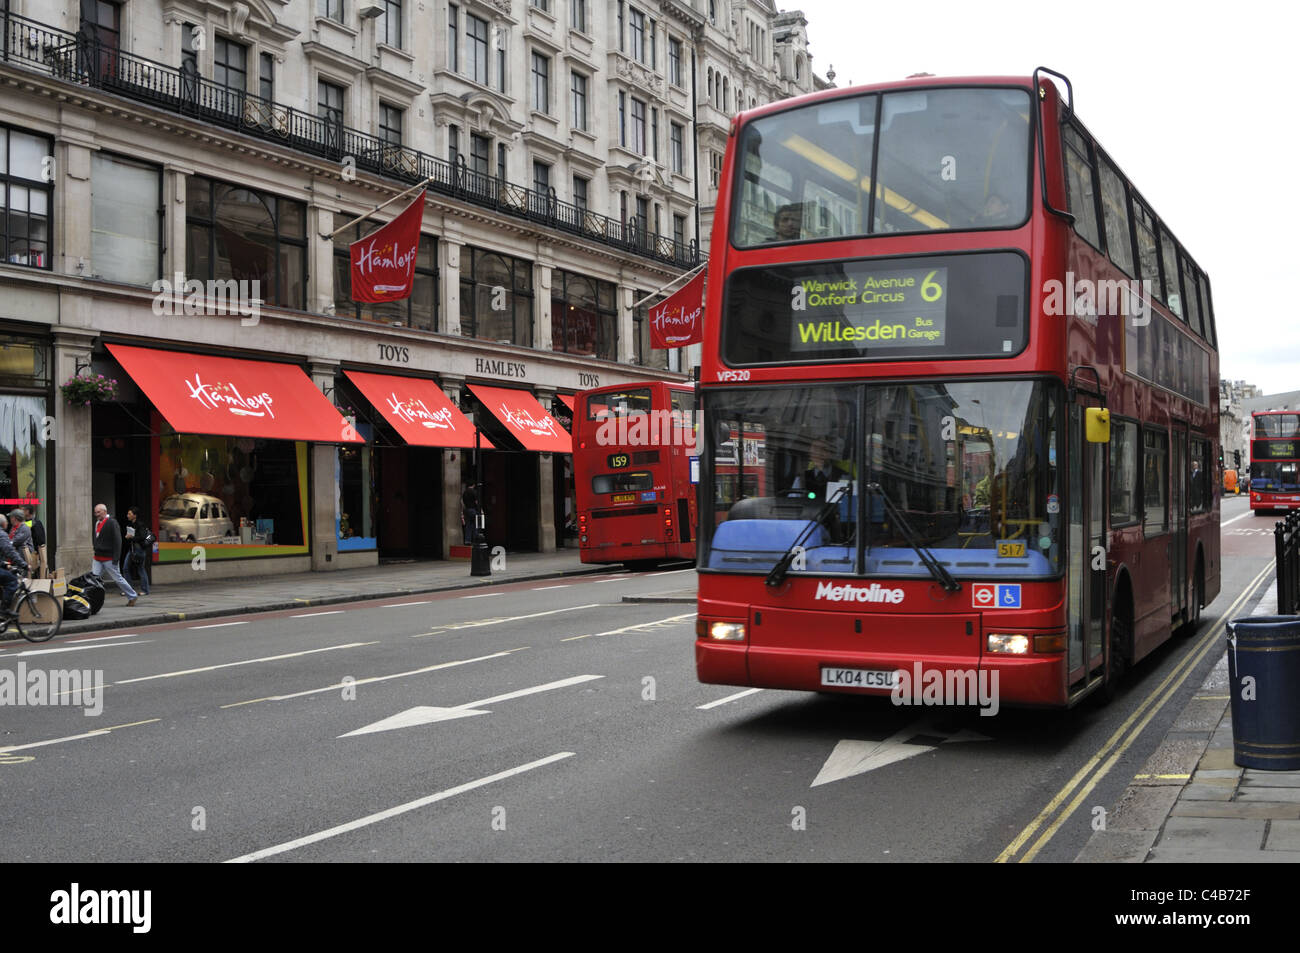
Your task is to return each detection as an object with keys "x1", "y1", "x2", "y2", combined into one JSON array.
[
  {"x1": 36, "y1": 550, "x2": 623, "y2": 637},
  {"x1": 1076, "y1": 584, "x2": 1300, "y2": 862}
]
